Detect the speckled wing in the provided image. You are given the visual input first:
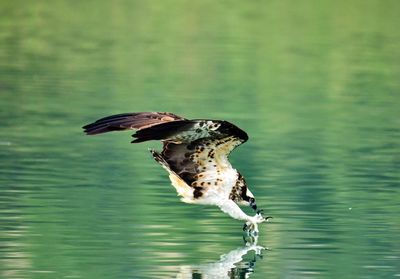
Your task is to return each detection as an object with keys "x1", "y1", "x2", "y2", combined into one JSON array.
[
  {"x1": 144, "y1": 120, "x2": 248, "y2": 198},
  {"x1": 161, "y1": 135, "x2": 245, "y2": 198}
]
